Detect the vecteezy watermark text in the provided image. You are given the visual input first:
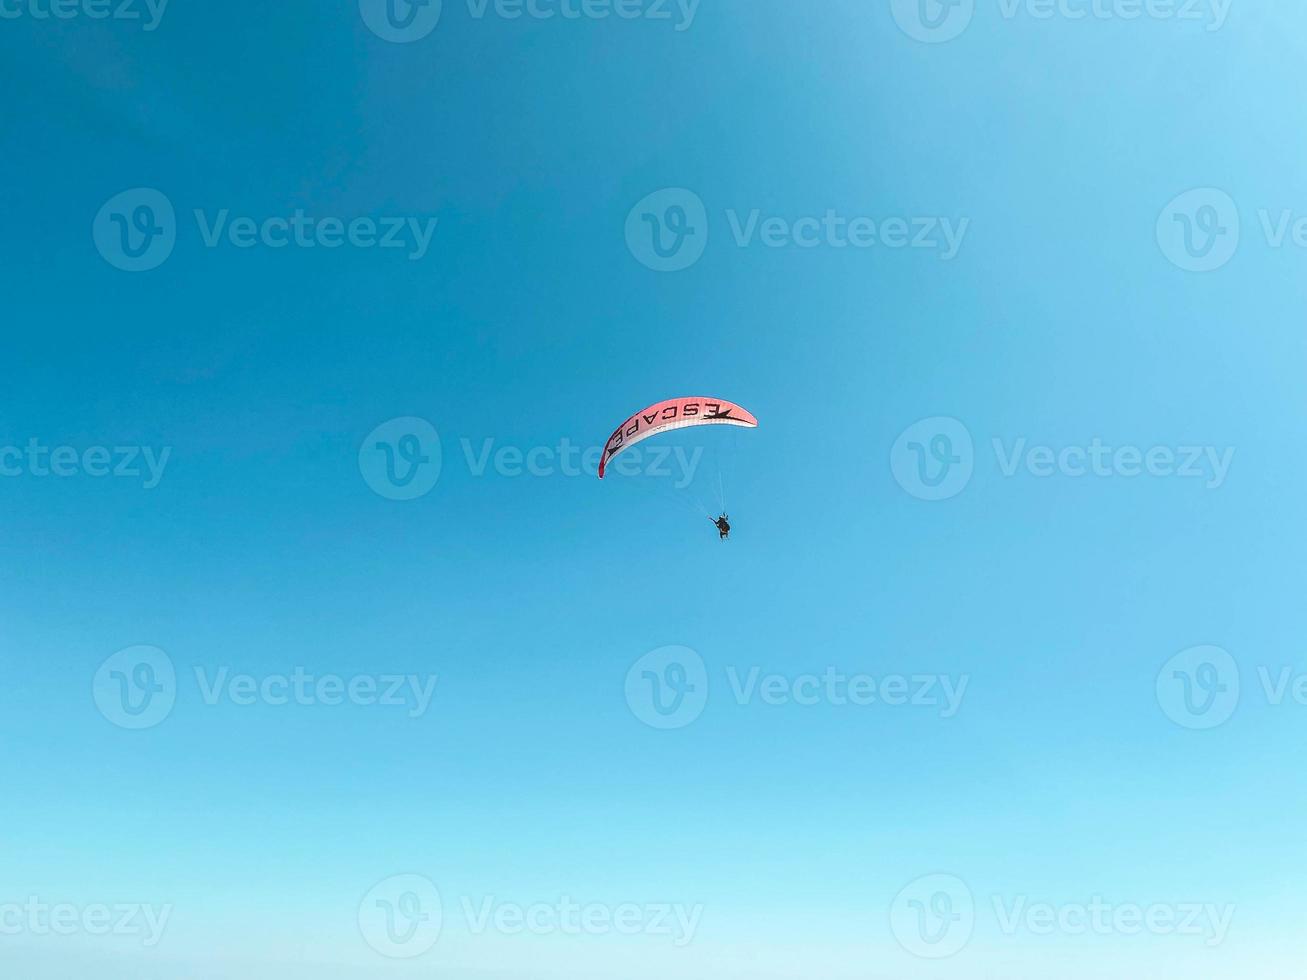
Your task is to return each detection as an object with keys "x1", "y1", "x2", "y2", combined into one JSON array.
[
  {"x1": 625, "y1": 189, "x2": 969, "y2": 272},
  {"x1": 466, "y1": 0, "x2": 699, "y2": 29},
  {"x1": 0, "y1": 897, "x2": 172, "y2": 947},
  {"x1": 891, "y1": 417, "x2": 1235, "y2": 501},
  {"x1": 991, "y1": 895, "x2": 1234, "y2": 946},
  {"x1": 889, "y1": 873, "x2": 1234, "y2": 959},
  {"x1": 461, "y1": 437, "x2": 701, "y2": 486},
  {"x1": 358, "y1": 0, "x2": 698, "y2": 44},
  {"x1": 0, "y1": 0, "x2": 169, "y2": 30},
  {"x1": 93, "y1": 645, "x2": 439, "y2": 729},
  {"x1": 992, "y1": 437, "x2": 1234, "y2": 487},
  {"x1": 890, "y1": 0, "x2": 1230, "y2": 44},
  {"x1": 995, "y1": 0, "x2": 1231, "y2": 29},
  {"x1": 356, "y1": 874, "x2": 704, "y2": 959},
  {"x1": 624, "y1": 646, "x2": 970, "y2": 730},
  {"x1": 357, "y1": 417, "x2": 706, "y2": 500},
  {"x1": 723, "y1": 209, "x2": 969, "y2": 258},
  {"x1": 193, "y1": 209, "x2": 437, "y2": 259},
  {"x1": 725, "y1": 667, "x2": 968, "y2": 716},
  {"x1": 93, "y1": 189, "x2": 439, "y2": 272},
  {"x1": 193, "y1": 667, "x2": 438, "y2": 718},
  {"x1": 0, "y1": 439, "x2": 171, "y2": 489},
  {"x1": 461, "y1": 896, "x2": 703, "y2": 945}
]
